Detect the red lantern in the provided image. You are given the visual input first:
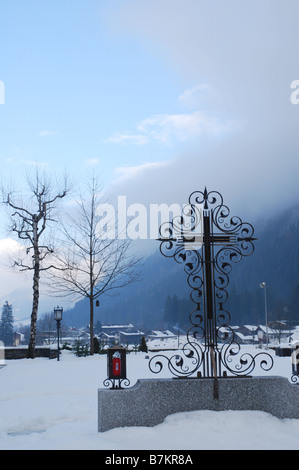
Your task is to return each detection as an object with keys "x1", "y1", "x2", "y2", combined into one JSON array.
[
  {"x1": 106, "y1": 345, "x2": 128, "y2": 389},
  {"x1": 112, "y1": 351, "x2": 121, "y2": 377}
]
